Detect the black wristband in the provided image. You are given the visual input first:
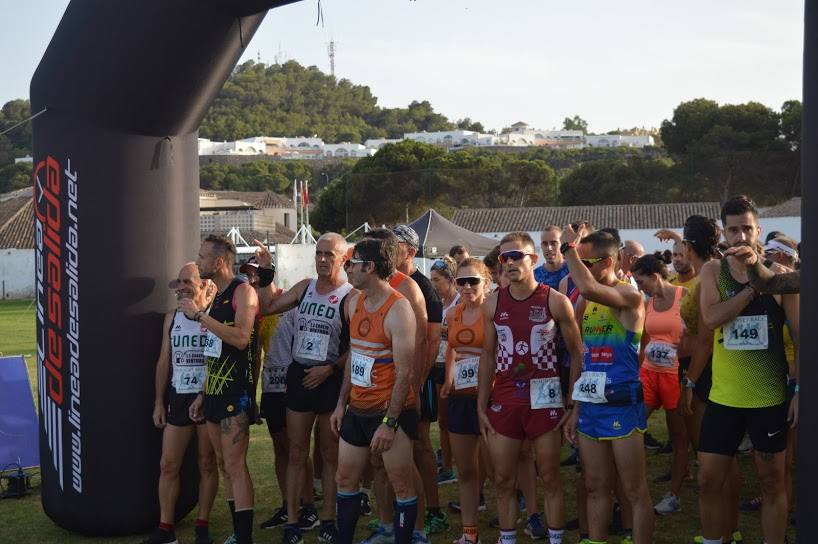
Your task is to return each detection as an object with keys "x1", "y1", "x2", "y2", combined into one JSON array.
[{"x1": 258, "y1": 266, "x2": 275, "y2": 287}]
